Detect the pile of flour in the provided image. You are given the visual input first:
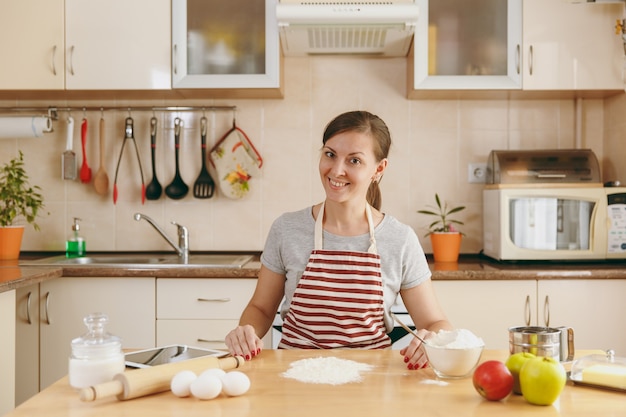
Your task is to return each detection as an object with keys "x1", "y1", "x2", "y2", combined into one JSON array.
[
  {"x1": 427, "y1": 329, "x2": 484, "y2": 348},
  {"x1": 282, "y1": 357, "x2": 374, "y2": 385}
]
